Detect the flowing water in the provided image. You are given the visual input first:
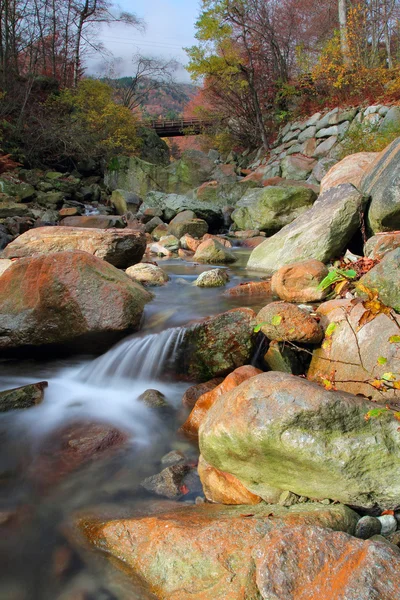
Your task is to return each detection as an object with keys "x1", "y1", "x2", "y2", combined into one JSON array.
[{"x1": 0, "y1": 250, "x2": 272, "y2": 600}]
